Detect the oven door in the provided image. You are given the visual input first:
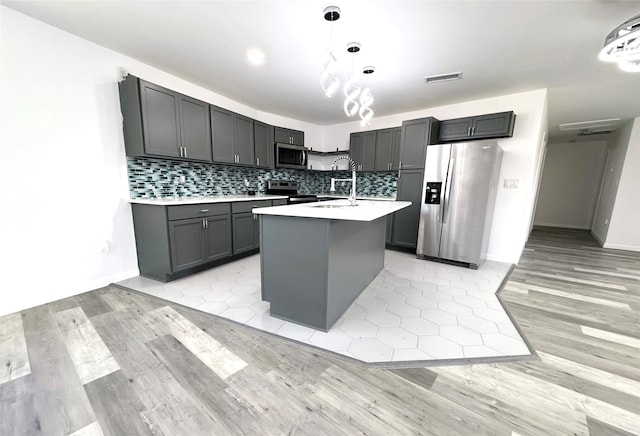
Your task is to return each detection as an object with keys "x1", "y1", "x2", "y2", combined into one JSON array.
[{"x1": 275, "y1": 143, "x2": 308, "y2": 169}]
